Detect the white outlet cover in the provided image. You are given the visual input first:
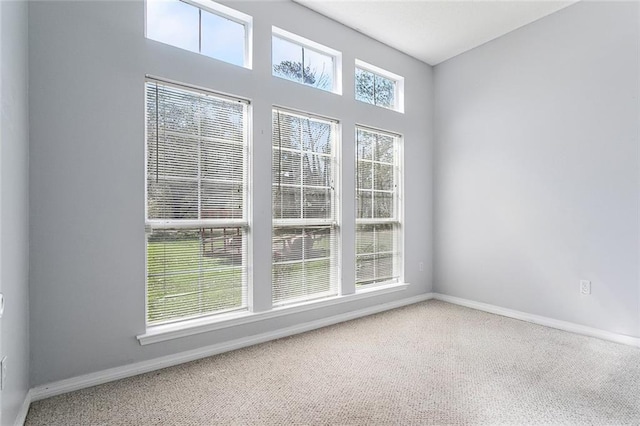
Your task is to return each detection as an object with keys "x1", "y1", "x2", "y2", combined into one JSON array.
[{"x1": 580, "y1": 280, "x2": 591, "y2": 295}]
